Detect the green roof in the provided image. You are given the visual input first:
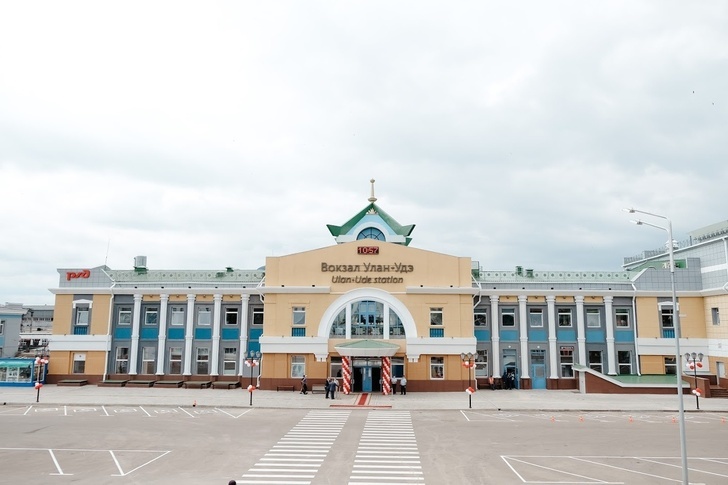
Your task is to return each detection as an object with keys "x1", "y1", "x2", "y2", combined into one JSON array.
[{"x1": 327, "y1": 202, "x2": 415, "y2": 245}]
